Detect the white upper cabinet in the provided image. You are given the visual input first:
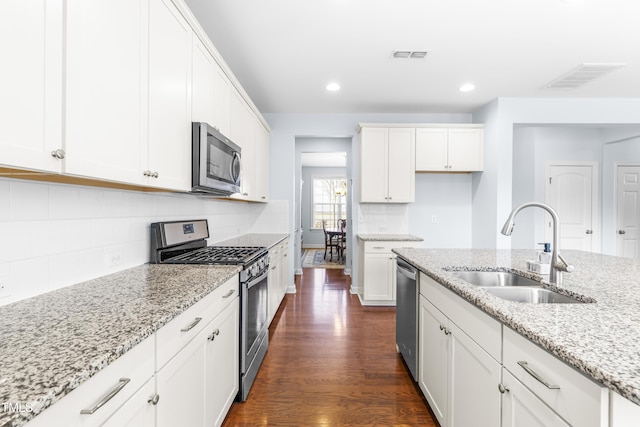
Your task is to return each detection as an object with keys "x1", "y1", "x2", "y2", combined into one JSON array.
[
  {"x1": 1, "y1": 0, "x2": 268, "y2": 196},
  {"x1": 64, "y1": 0, "x2": 148, "y2": 184},
  {"x1": 65, "y1": 0, "x2": 192, "y2": 191},
  {"x1": 0, "y1": 0, "x2": 63, "y2": 173},
  {"x1": 360, "y1": 127, "x2": 415, "y2": 203},
  {"x1": 147, "y1": 0, "x2": 192, "y2": 191},
  {"x1": 416, "y1": 127, "x2": 484, "y2": 172},
  {"x1": 229, "y1": 89, "x2": 269, "y2": 202},
  {"x1": 254, "y1": 123, "x2": 270, "y2": 202},
  {"x1": 191, "y1": 35, "x2": 216, "y2": 125},
  {"x1": 212, "y1": 65, "x2": 232, "y2": 136}
]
